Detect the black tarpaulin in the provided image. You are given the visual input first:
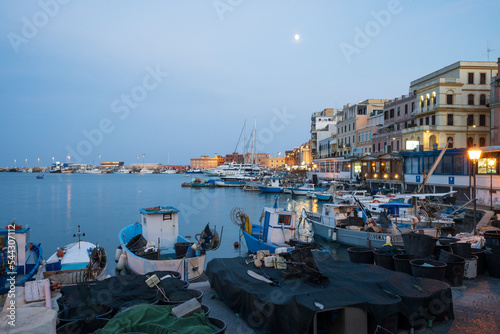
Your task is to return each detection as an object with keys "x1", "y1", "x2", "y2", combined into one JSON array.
[{"x1": 206, "y1": 251, "x2": 454, "y2": 334}]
